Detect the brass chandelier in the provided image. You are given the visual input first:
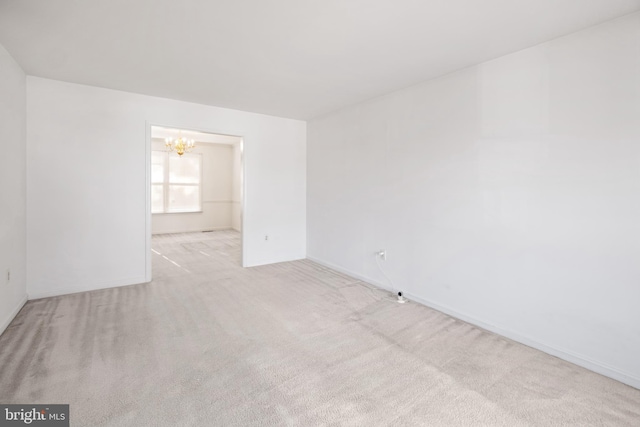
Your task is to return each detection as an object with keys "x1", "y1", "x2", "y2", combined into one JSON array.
[{"x1": 164, "y1": 135, "x2": 195, "y2": 156}]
